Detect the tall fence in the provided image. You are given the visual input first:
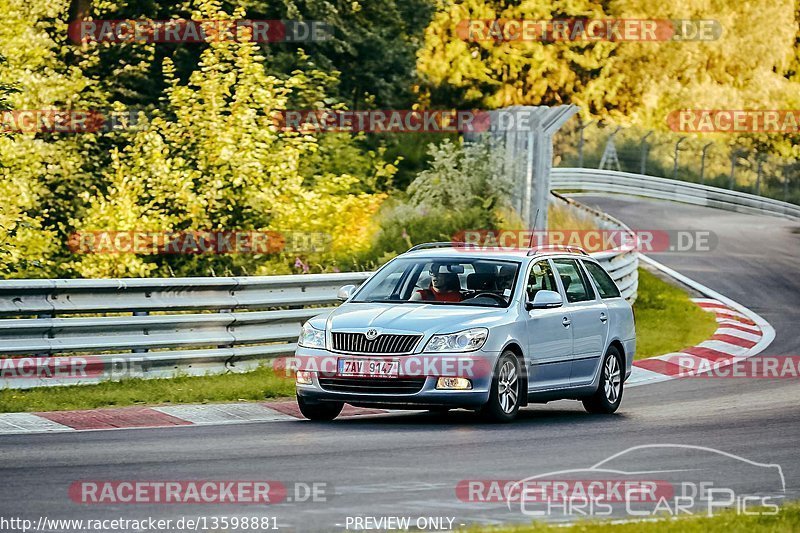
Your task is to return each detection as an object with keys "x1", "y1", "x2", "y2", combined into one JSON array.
[
  {"x1": 553, "y1": 118, "x2": 800, "y2": 206},
  {"x1": 551, "y1": 168, "x2": 800, "y2": 221},
  {"x1": 465, "y1": 105, "x2": 578, "y2": 229}
]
